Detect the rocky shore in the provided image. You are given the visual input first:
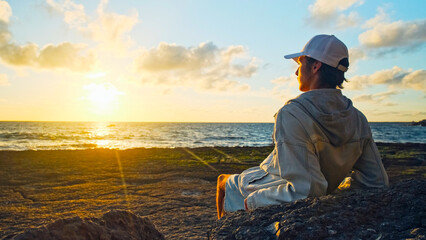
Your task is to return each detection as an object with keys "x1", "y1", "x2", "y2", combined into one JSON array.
[
  {"x1": 410, "y1": 120, "x2": 426, "y2": 126},
  {"x1": 7, "y1": 210, "x2": 165, "y2": 240},
  {"x1": 209, "y1": 179, "x2": 425, "y2": 239},
  {"x1": 0, "y1": 143, "x2": 425, "y2": 239}
]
